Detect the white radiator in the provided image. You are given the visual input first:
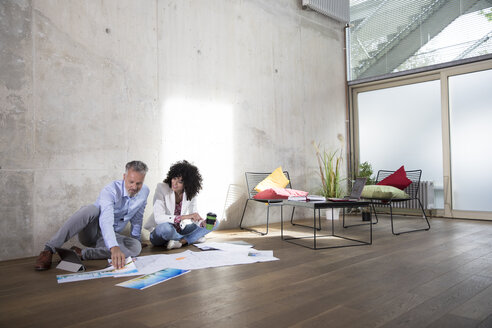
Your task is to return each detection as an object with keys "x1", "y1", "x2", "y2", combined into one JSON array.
[
  {"x1": 390, "y1": 181, "x2": 435, "y2": 210},
  {"x1": 302, "y1": 0, "x2": 350, "y2": 23}
]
